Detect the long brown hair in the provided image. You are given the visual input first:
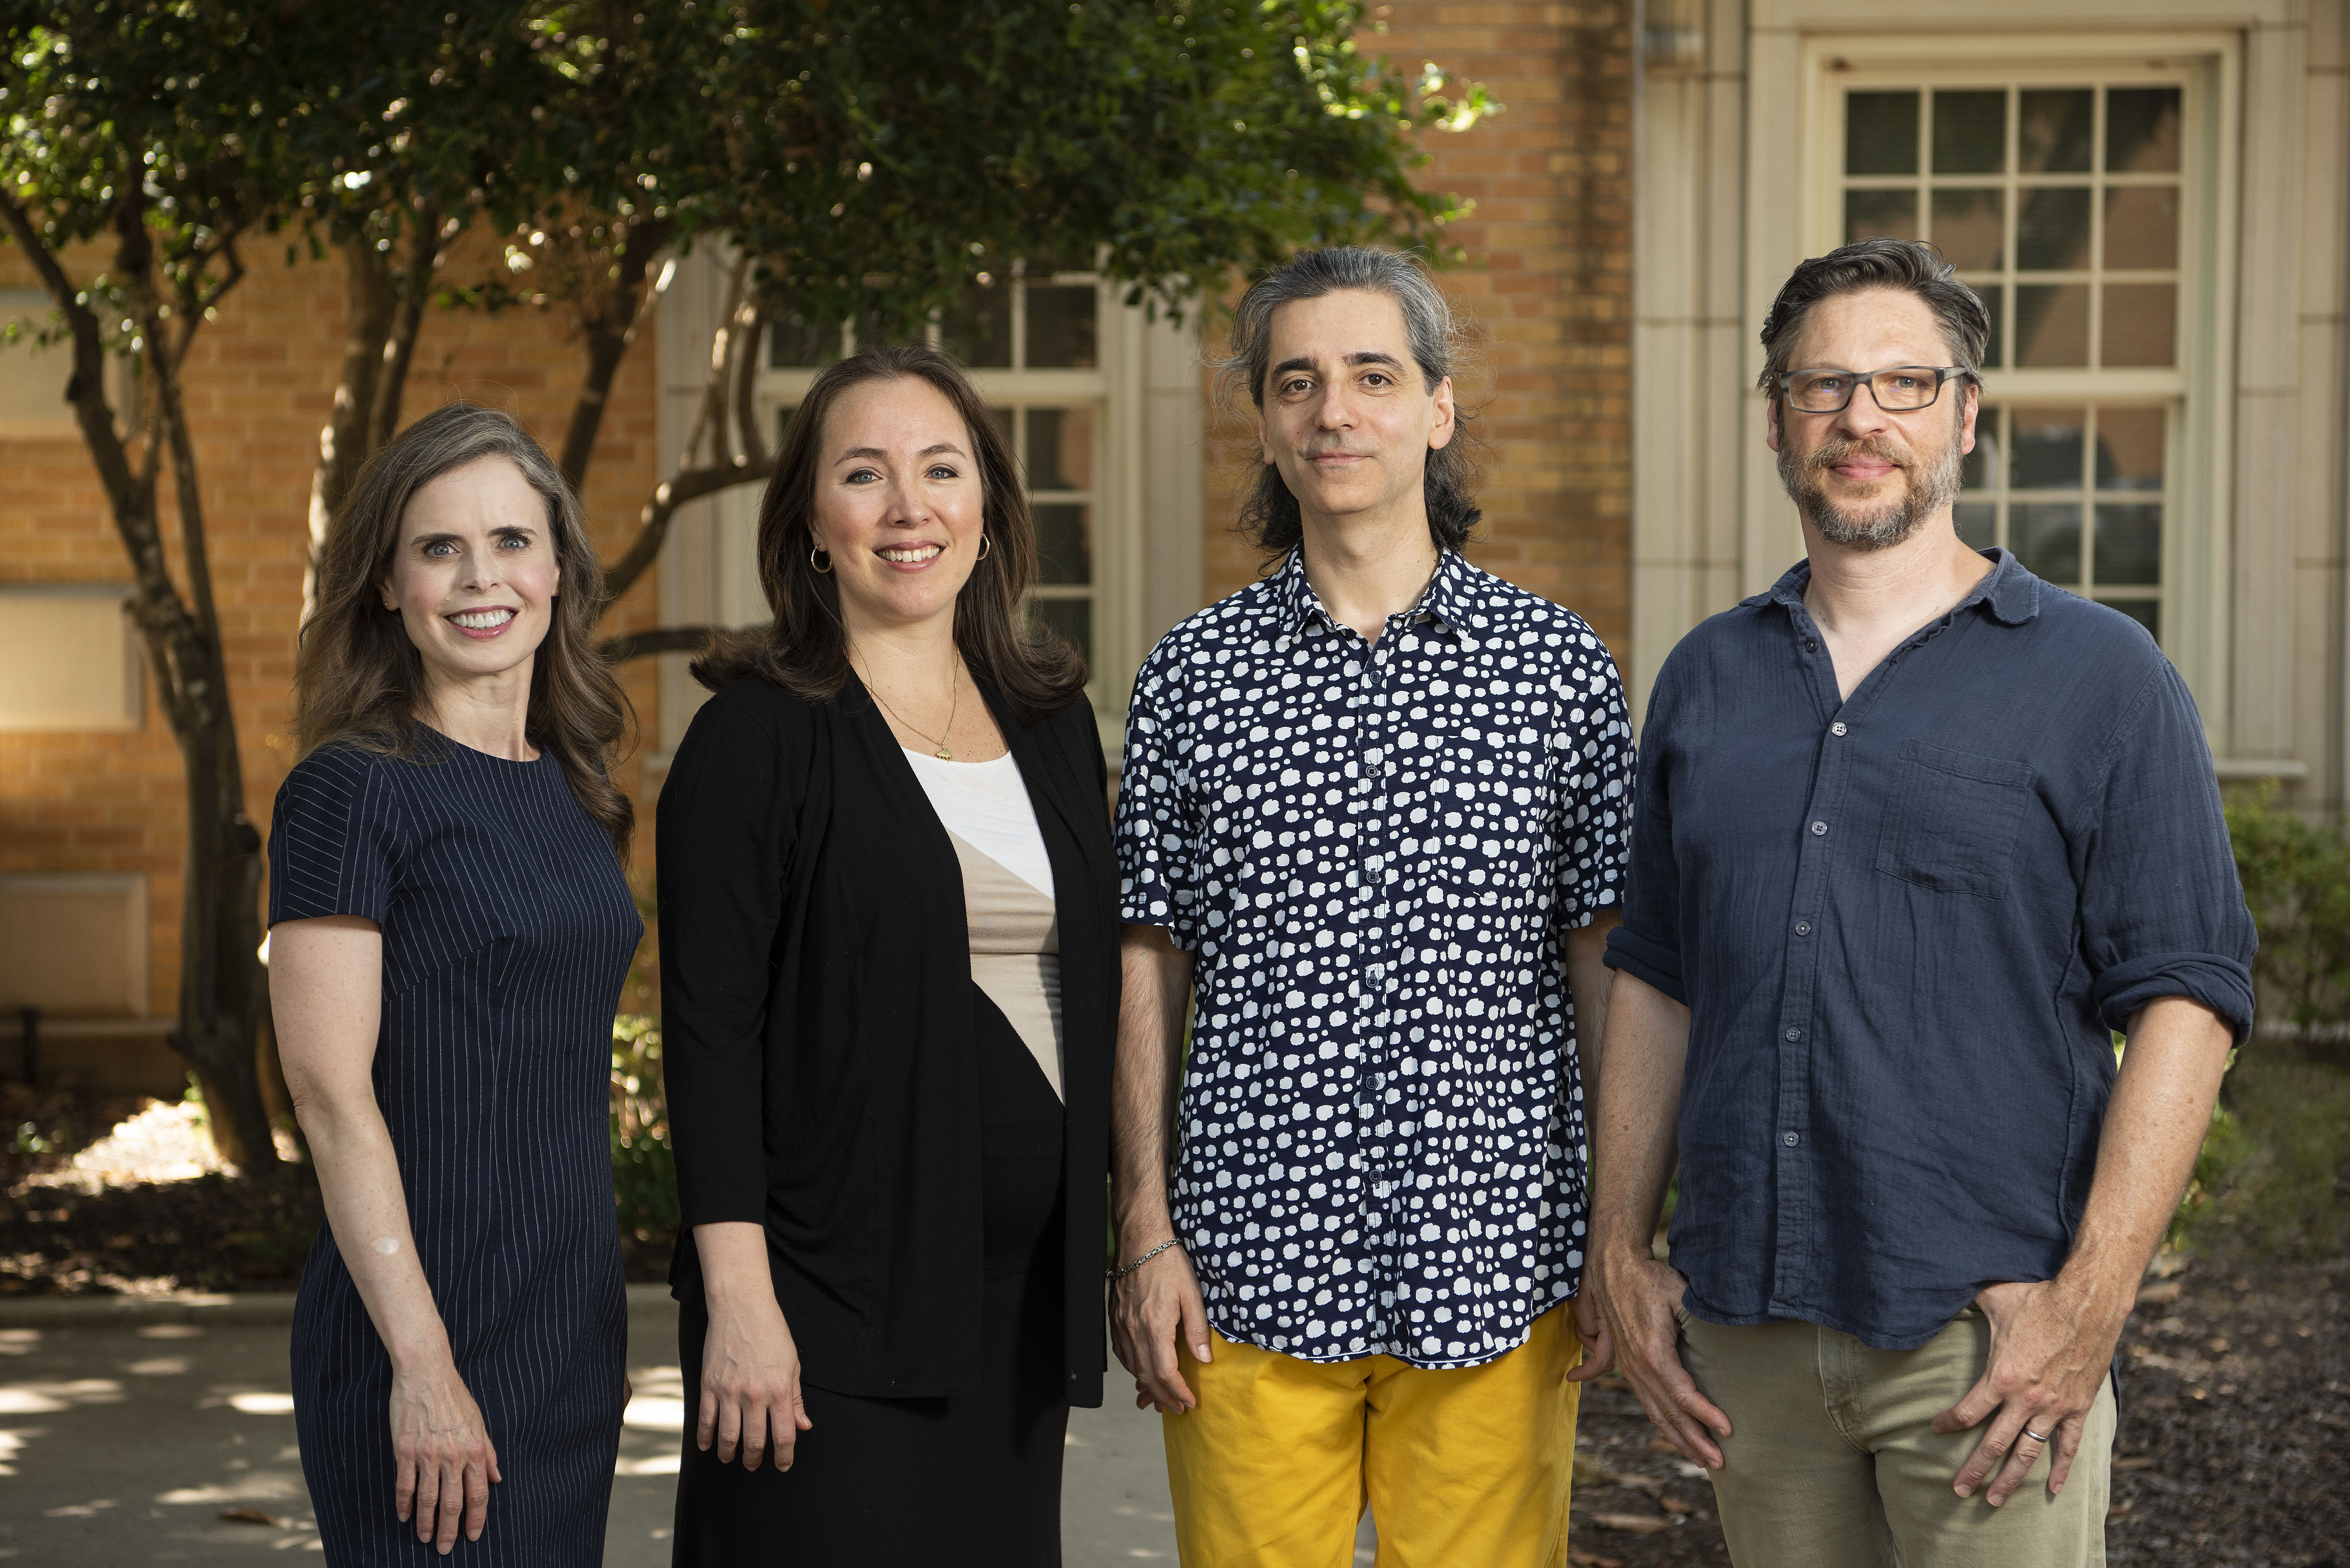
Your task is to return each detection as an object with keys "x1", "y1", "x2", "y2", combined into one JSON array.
[
  {"x1": 692, "y1": 345, "x2": 1087, "y2": 717},
  {"x1": 294, "y1": 403, "x2": 635, "y2": 856}
]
